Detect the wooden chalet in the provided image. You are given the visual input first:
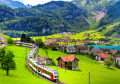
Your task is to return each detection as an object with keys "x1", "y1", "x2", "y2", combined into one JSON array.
[
  {"x1": 110, "y1": 50, "x2": 118, "y2": 54},
  {"x1": 89, "y1": 48, "x2": 103, "y2": 54},
  {"x1": 75, "y1": 45, "x2": 89, "y2": 53},
  {"x1": 95, "y1": 53, "x2": 110, "y2": 61},
  {"x1": 114, "y1": 56, "x2": 120, "y2": 66},
  {"x1": 56, "y1": 55, "x2": 79, "y2": 70},
  {"x1": 38, "y1": 56, "x2": 52, "y2": 65},
  {"x1": 66, "y1": 46, "x2": 76, "y2": 53}
]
